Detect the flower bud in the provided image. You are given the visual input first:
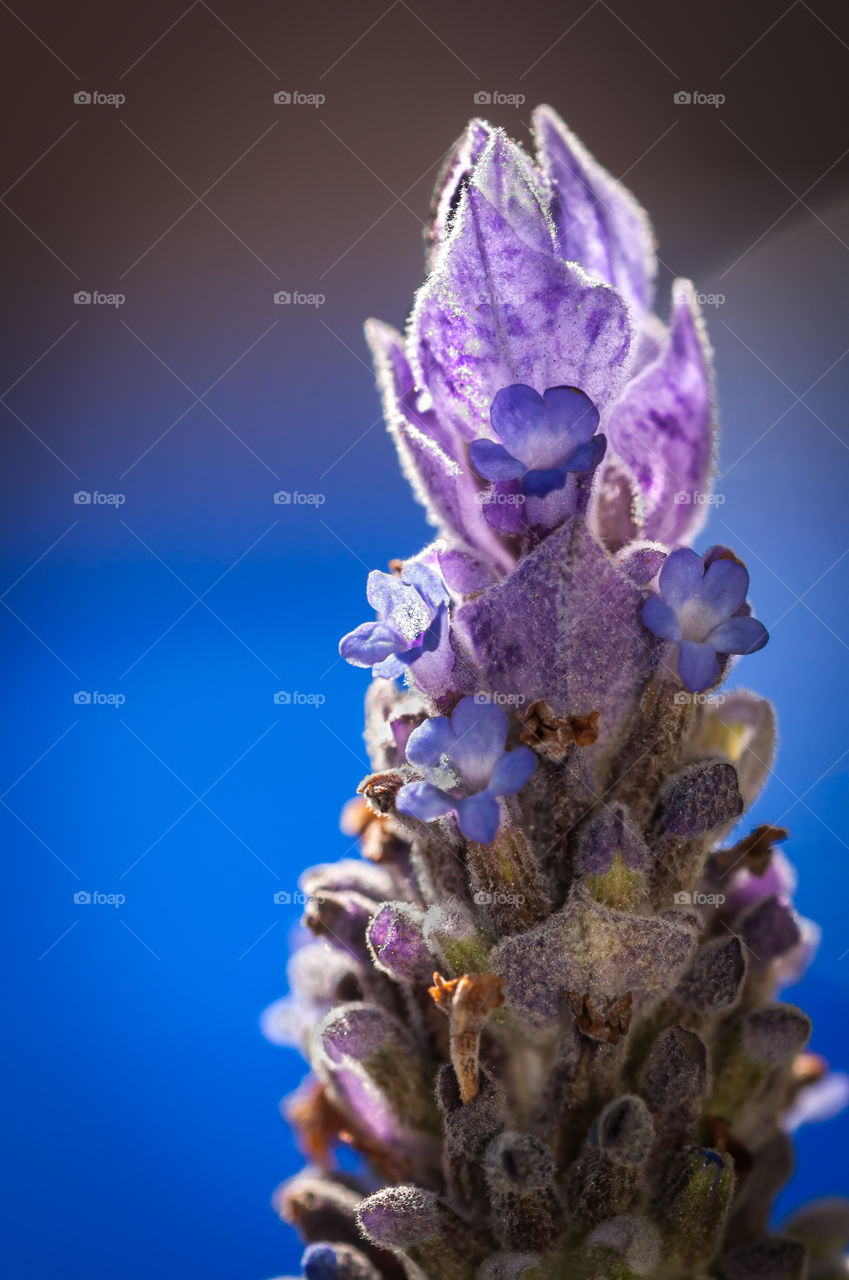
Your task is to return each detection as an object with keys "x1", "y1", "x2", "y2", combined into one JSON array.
[
  {"x1": 484, "y1": 1131, "x2": 563, "y2": 1253},
  {"x1": 357, "y1": 1185, "x2": 485, "y2": 1280}
]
